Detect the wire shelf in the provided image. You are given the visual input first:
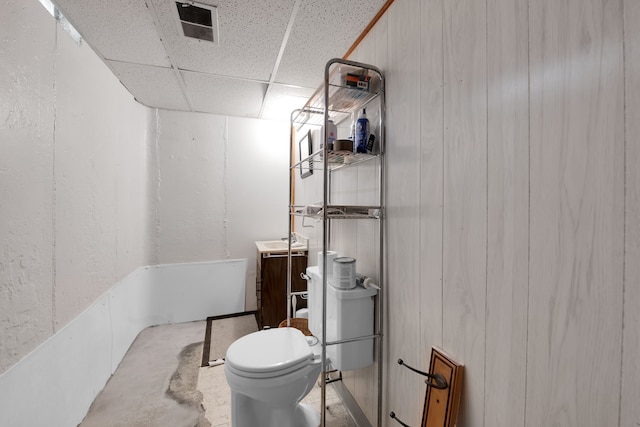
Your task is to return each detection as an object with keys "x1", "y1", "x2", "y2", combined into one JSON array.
[
  {"x1": 291, "y1": 204, "x2": 382, "y2": 220},
  {"x1": 291, "y1": 63, "x2": 383, "y2": 127},
  {"x1": 292, "y1": 149, "x2": 380, "y2": 173}
]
